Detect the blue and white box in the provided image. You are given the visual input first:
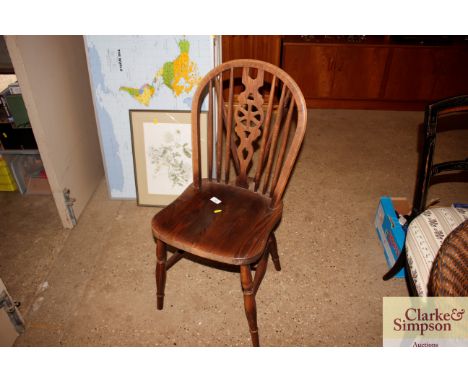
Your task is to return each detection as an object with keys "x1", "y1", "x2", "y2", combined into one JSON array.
[{"x1": 375, "y1": 197, "x2": 411, "y2": 279}]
